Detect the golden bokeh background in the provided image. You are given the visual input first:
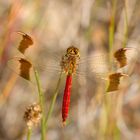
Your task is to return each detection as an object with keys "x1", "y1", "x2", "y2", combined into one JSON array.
[{"x1": 0, "y1": 0, "x2": 140, "y2": 140}]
